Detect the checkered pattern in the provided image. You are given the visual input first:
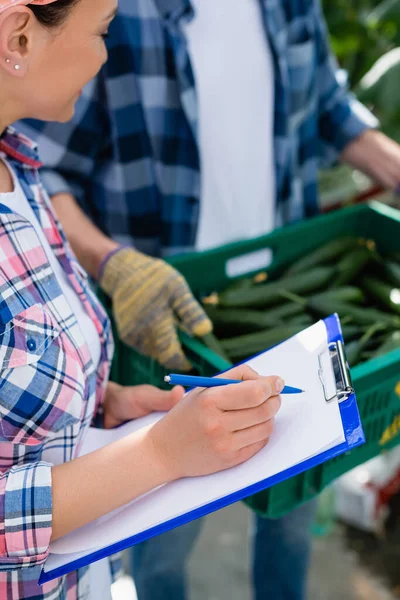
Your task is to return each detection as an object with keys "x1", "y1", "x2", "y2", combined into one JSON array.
[
  {"x1": 0, "y1": 128, "x2": 116, "y2": 599},
  {"x1": 19, "y1": 0, "x2": 377, "y2": 258}
]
